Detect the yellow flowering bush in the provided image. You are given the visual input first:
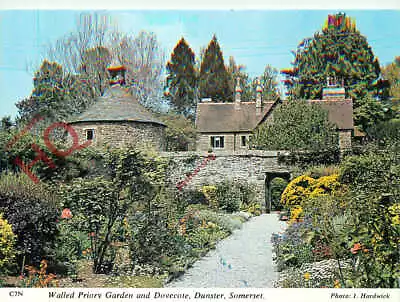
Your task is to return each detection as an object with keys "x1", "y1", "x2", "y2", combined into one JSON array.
[
  {"x1": 311, "y1": 174, "x2": 341, "y2": 194},
  {"x1": 0, "y1": 213, "x2": 16, "y2": 274},
  {"x1": 290, "y1": 205, "x2": 303, "y2": 222},
  {"x1": 202, "y1": 185, "x2": 218, "y2": 209},
  {"x1": 281, "y1": 174, "x2": 341, "y2": 207},
  {"x1": 281, "y1": 175, "x2": 316, "y2": 206},
  {"x1": 388, "y1": 203, "x2": 400, "y2": 226}
]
